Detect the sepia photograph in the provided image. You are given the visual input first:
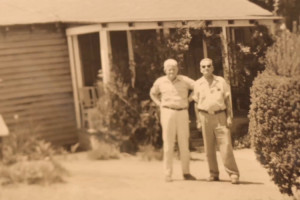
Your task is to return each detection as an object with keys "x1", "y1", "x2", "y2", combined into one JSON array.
[{"x1": 0, "y1": 0, "x2": 299, "y2": 199}]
